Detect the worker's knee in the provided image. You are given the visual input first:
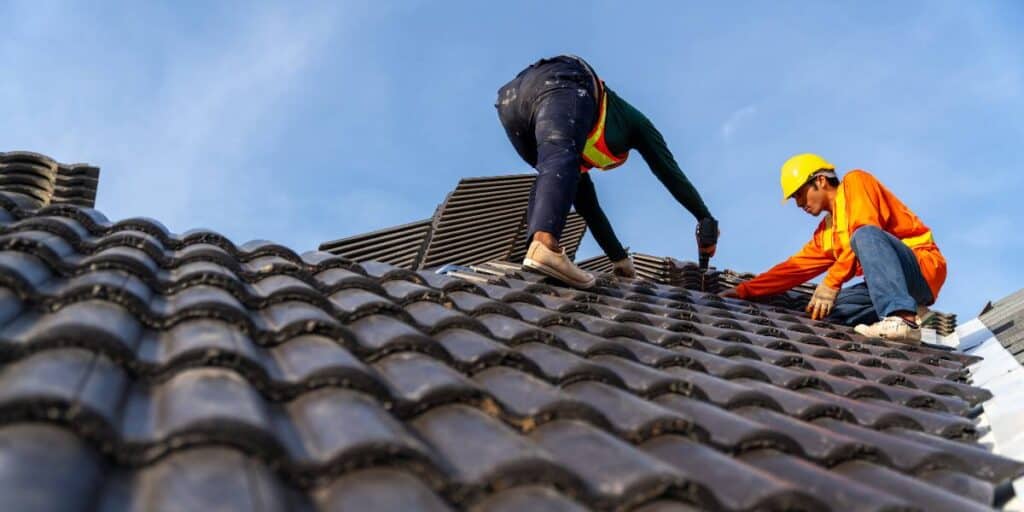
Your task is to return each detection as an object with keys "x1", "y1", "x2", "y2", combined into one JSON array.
[
  {"x1": 536, "y1": 151, "x2": 579, "y2": 180},
  {"x1": 534, "y1": 152, "x2": 581, "y2": 201},
  {"x1": 852, "y1": 225, "x2": 884, "y2": 239},
  {"x1": 849, "y1": 225, "x2": 885, "y2": 254},
  {"x1": 535, "y1": 135, "x2": 582, "y2": 179}
]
